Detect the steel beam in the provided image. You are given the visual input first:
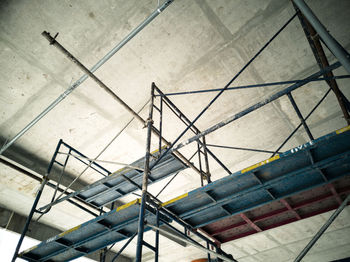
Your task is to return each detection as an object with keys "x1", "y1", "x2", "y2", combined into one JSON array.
[
  {"x1": 239, "y1": 213, "x2": 262, "y2": 232},
  {"x1": 280, "y1": 199, "x2": 301, "y2": 220}
]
